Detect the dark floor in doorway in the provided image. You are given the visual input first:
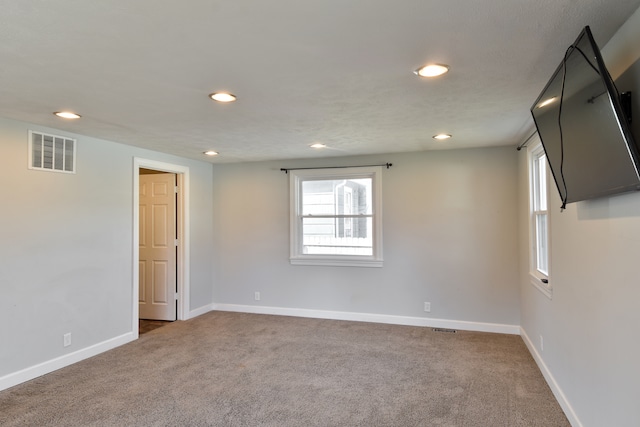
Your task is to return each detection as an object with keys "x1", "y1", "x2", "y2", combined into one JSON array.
[{"x1": 139, "y1": 319, "x2": 171, "y2": 335}]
